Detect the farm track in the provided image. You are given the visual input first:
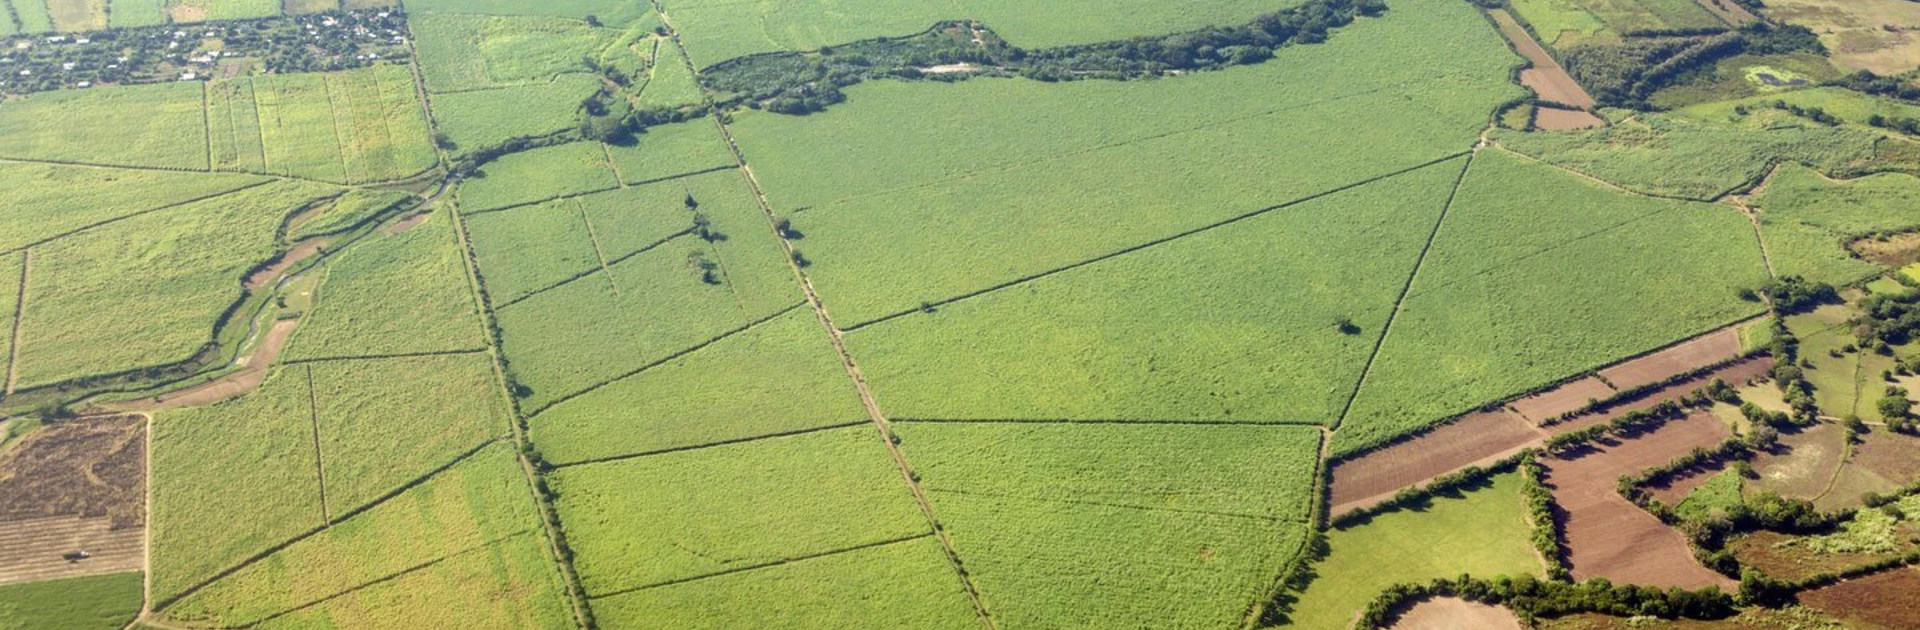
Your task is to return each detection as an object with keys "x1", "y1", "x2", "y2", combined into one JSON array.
[
  {"x1": 5, "y1": 249, "x2": 27, "y2": 397},
  {"x1": 303, "y1": 365, "x2": 332, "y2": 525},
  {"x1": 843, "y1": 152, "x2": 1472, "y2": 332},
  {"x1": 522, "y1": 302, "x2": 804, "y2": 418},
  {"x1": 548, "y1": 420, "x2": 868, "y2": 469},
  {"x1": 586, "y1": 532, "x2": 935, "y2": 600},
  {"x1": 653, "y1": 4, "x2": 998, "y2": 626},
  {"x1": 1329, "y1": 151, "x2": 1477, "y2": 432}
]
